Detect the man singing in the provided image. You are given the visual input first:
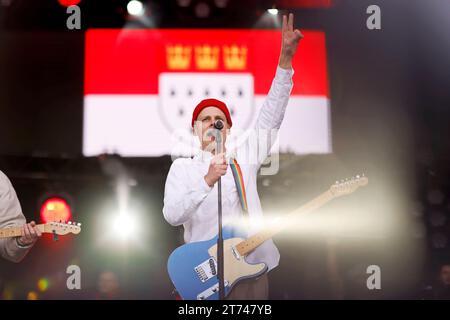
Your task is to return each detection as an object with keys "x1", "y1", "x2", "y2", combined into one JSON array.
[
  {"x1": 0, "y1": 171, "x2": 41, "y2": 262},
  {"x1": 163, "y1": 13, "x2": 303, "y2": 299}
]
